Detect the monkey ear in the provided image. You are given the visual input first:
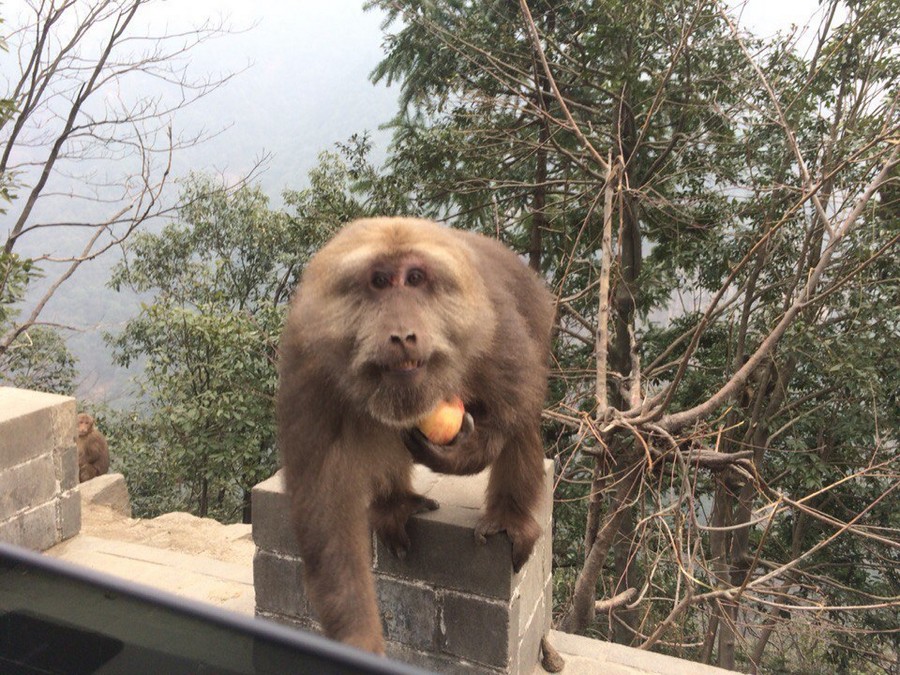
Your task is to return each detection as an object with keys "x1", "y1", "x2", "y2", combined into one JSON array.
[{"x1": 403, "y1": 412, "x2": 474, "y2": 462}]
